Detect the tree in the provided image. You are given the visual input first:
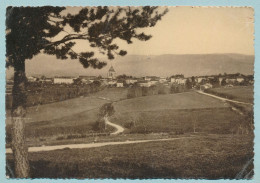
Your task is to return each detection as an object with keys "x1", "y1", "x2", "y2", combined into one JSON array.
[
  {"x1": 185, "y1": 79, "x2": 192, "y2": 89},
  {"x1": 221, "y1": 78, "x2": 227, "y2": 86},
  {"x1": 6, "y1": 6, "x2": 168, "y2": 177},
  {"x1": 98, "y1": 103, "x2": 115, "y2": 118}
]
